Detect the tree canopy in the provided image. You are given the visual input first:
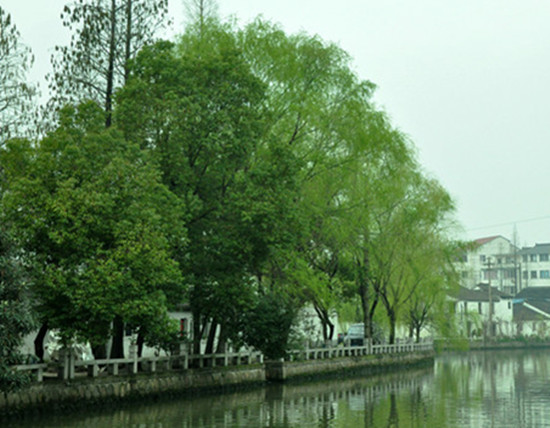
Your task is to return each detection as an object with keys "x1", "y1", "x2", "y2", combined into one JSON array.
[
  {"x1": 0, "y1": 6, "x2": 36, "y2": 143},
  {"x1": 0, "y1": 9, "x2": 463, "y2": 367},
  {"x1": 1, "y1": 102, "x2": 183, "y2": 350}
]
